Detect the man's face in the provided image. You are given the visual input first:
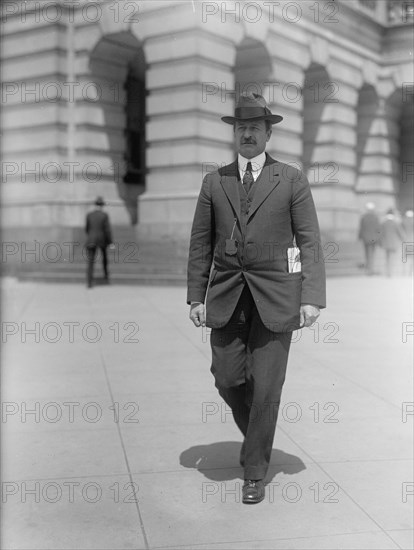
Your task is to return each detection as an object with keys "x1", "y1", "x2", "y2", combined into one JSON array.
[{"x1": 234, "y1": 119, "x2": 272, "y2": 159}]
